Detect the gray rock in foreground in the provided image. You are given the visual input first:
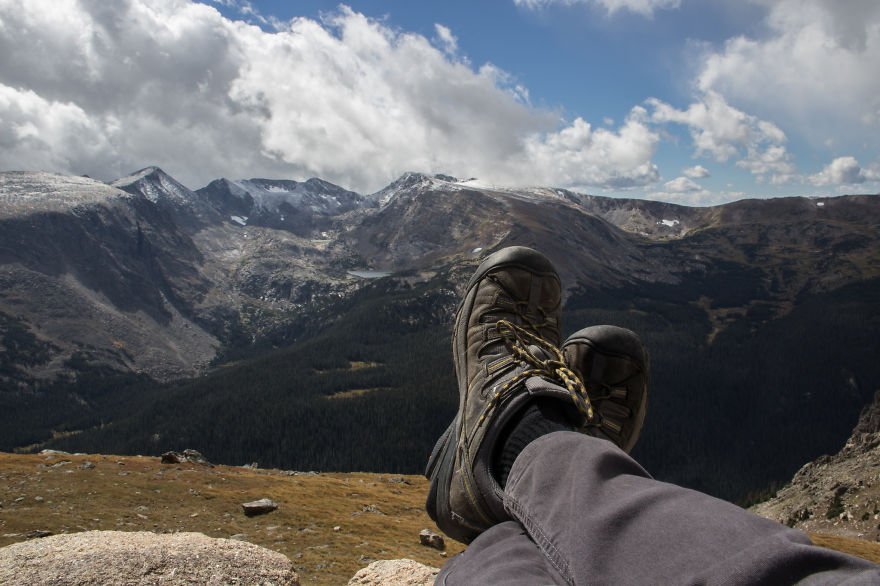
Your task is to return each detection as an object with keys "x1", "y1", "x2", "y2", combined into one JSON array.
[
  {"x1": 418, "y1": 529, "x2": 445, "y2": 550},
  {"x1": 348, "y1": 559, "x2": 439, "y2": 585},
  {"x1": 160, "y1": 449, "x2": 211, "y2": 465},
  {"x1": 242, "y1": 498, "x2": 279, "y2": 516},
  {"x1": 0, "y1": 530, "x2": 299, "y2": 585}
]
